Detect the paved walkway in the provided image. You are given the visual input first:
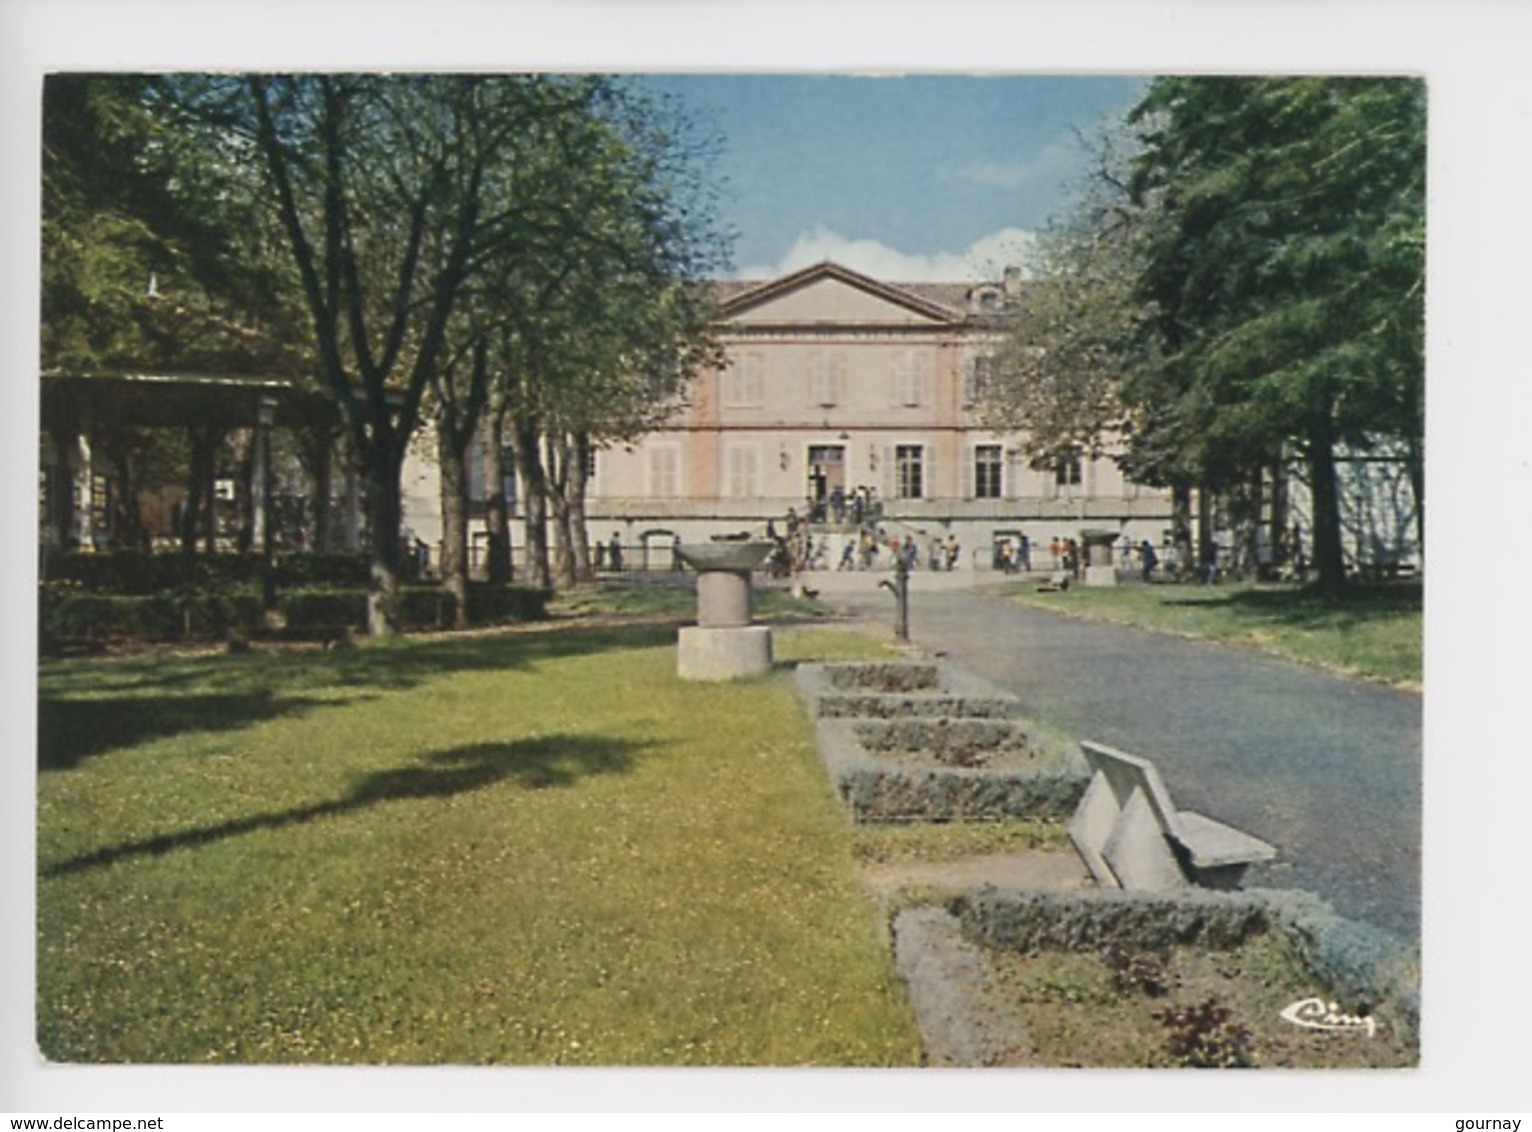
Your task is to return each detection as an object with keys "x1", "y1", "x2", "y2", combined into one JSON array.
[{"x1": 811, "y1": 569, "x2": 1423, "y2": 943}]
